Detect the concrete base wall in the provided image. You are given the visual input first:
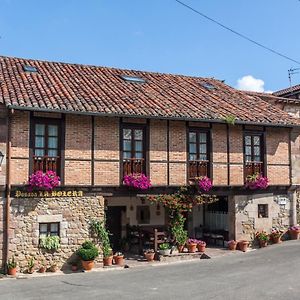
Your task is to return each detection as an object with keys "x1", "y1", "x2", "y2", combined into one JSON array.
[{"x1": 6, "y1": 195, "x2": 104, "y2": 272}]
